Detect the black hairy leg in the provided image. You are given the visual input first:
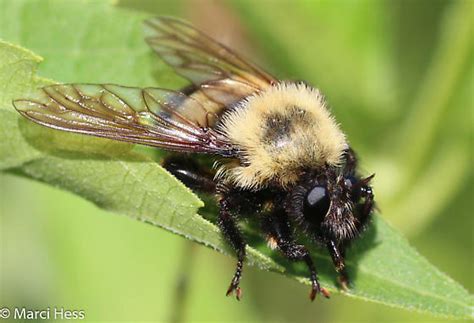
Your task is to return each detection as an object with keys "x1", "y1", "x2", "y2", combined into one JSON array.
[
  {"x1": 360, "y1": 184, "x2": 375, "y2": 224},
  {"x1": 162, "y1": 155, "x2": 216, "y2": 193},
  {"x1": 327, "y1": 240, "x2": 344, "y2": 272},
  {"x1": 327, "y1": 240, "x2": 350, "y2": 291},
  {"x1": 262, "y1": 212, "x2": 330, "y2": 300},
  {"x1": 352, "y1": 176, "x2": 375, "y2": 233},
  {"x1": 217, "y1": 185, "x2": 247, "y2": 300},
  {"x1": 327, "y1": 174, "x2": 375, "y2": 291}
]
